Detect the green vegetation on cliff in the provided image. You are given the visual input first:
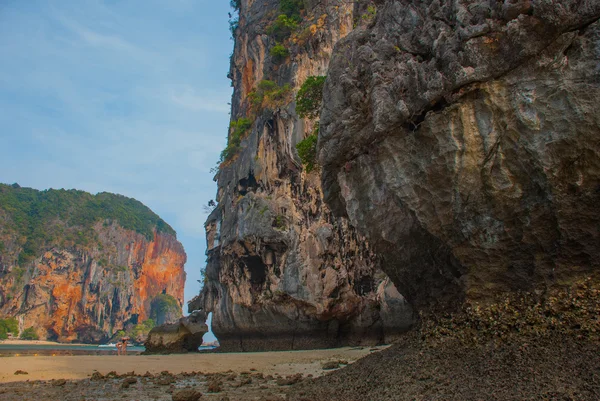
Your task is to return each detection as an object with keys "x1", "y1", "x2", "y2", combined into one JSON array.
[
  {"x1": 296, "y1": 133, "x2": 318, "y2": 172},
  {"x1": 296, "y1": 76, "x2": 326, "y2": 119},
  {"x1": 150, "y1": 293, "x2": 181, "y2": 324},
  {"x1": 0, "y1": 184, "x2": 176, "y2": 265},
  {"x1": 266, "y1": 0, "x2": 304, "y2": 41},
  {"x1": 0, "y1": 317, "x2": 18, "y2": 339},
  {"x1": 248, "y1": 80, "x2": 292, "y2": 112},
  {"x1": 220, "y1": 117, "x2": 253, "y2": 163},
  {"x1": 19, "y1": 327, "x2": 39, "y2": 340}
]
